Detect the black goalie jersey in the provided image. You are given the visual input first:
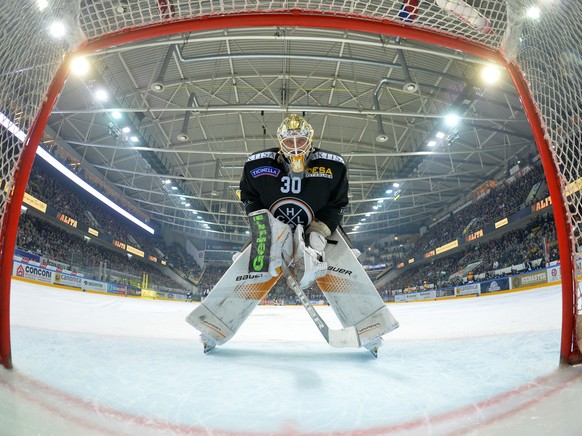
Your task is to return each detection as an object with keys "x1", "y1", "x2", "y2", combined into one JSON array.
[{"x1": 240, "y1": 147, "x2": 349, "y2": 232}]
